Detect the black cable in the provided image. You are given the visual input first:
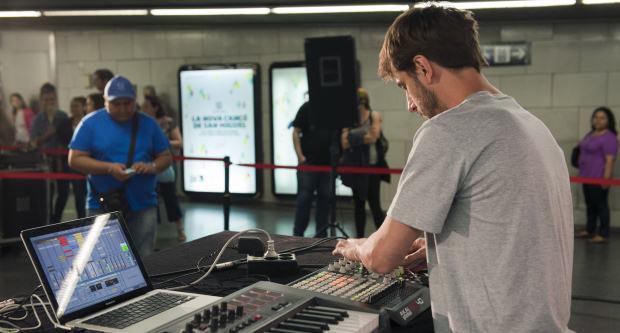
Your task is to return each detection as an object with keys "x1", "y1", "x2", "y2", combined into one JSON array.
[
  {"x1": 152, "y1": 270, "x2": 205, "y2": 288},
  {"x1": 148, "y1": 250, "x2": 220, "y2": 279},
  {"x1": 298, "y1": 264, "x2": 327, "y2": 268},
  {"x1": 152, "y1": 259, "x2": 246, "y2": 288},
  {"x1": 572, "y1": 295, "x2": 620, "y2": 305},
  {"x1": 281, "y1": 237, "x2": 345, "y2": 254},
  {"x1": 0, "y1": 285, "x2": 43, "y2": 320},
  {"x1": 149, "y1": 266, "x2": 199, "y2": 279}
]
